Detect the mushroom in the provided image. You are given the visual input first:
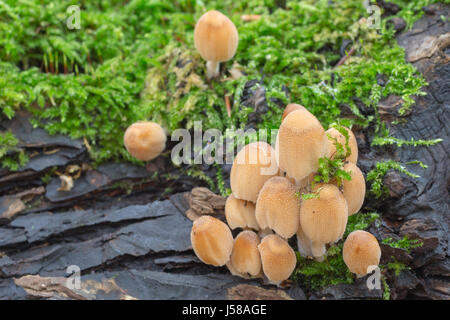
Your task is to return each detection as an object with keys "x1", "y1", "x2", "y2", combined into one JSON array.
[
  {"x1": 300, "y1": 184, "x2": 348, "y2": 261},
  {"x1": 343, "y1": 230, "x2": 381, "y2": 277},
  {"x1": 255, "y1": 176, "x2": 300, "y2": 239},
  {"x1": 230, "y1": 141, "x2": 278, "y2": 203},
  {"x1": 257, "y1": 234, "x2": 296, "y2": 285},
  {"x1": 340, "y1": 162, "x2": 366, "y2": 215},
  {"x1": 276, "y1": 108, "x2": 328, "y2": 184},
  {"x1": 190, "y1": 215, "x2": 233, "y2": 267},
  {"x1": 227, "y1": 230, "x2": 262, "y2": 279},
  {"x1": 296, "y1": 223, "x2": 313, "y2": 258},
  {"x1": 225, "y1": 194, "x2": 259, "y2": 230},
  {"x1": 325, "y1": 126, "x2": 358, "y2": 163},
  {"x1": 124, "y1": 121, "x2": 166, "y2": 161},
  {"x1": 282, "y1": 103, "x2": 305, "y2": 121},
  {"x1": 194, "y1": 10, "x2": 239, "y2": 79}
]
